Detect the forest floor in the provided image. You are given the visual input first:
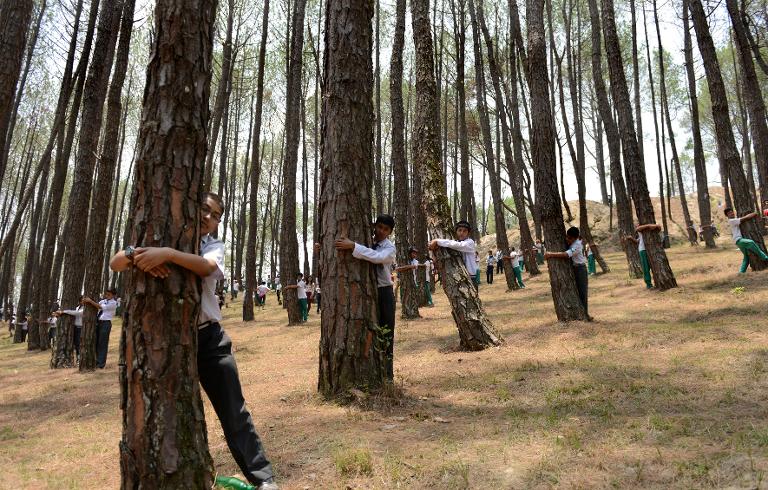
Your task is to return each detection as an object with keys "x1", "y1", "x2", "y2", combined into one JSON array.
[{"x1": 2, "y1": 239, "x2": 768, "y2": 489}]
